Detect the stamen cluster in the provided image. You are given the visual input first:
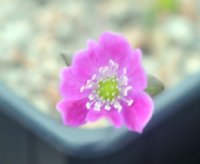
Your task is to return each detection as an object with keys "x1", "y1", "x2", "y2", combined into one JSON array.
[{"x1": 80, "y1": 60, "x2": 133, "y2": 112}]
